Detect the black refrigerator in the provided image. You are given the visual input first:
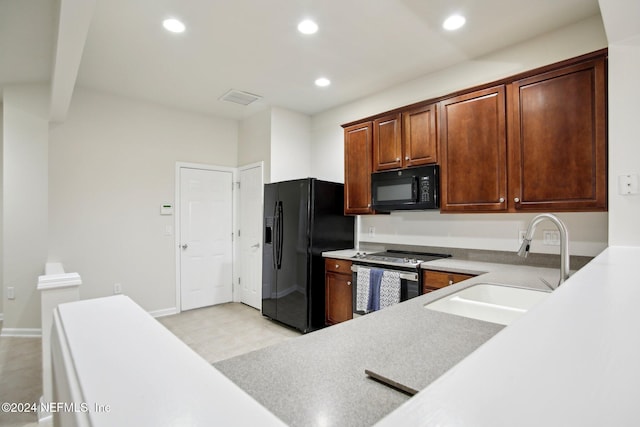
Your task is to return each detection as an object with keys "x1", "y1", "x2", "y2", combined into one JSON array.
[{"x1": 262, "y1": 178, "x2": 354, "y2": 333}]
